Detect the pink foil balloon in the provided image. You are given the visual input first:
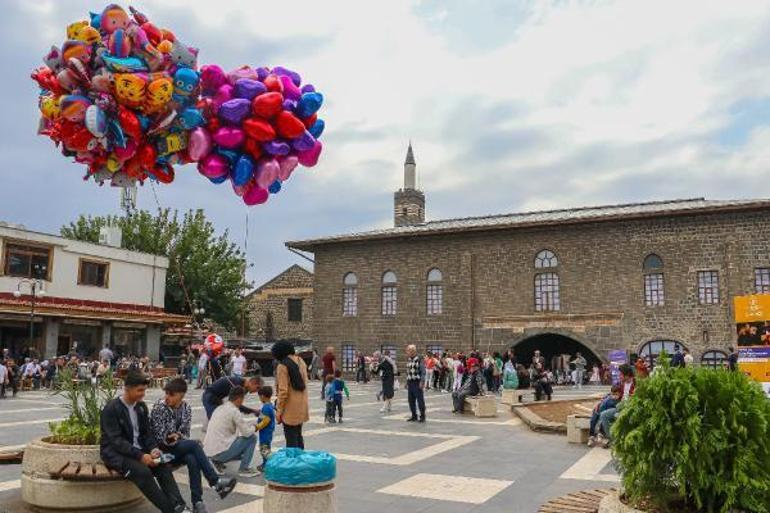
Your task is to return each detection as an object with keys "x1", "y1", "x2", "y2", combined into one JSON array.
[
  {"x1": 213, "y1": 84, "x2": 234, "y2": 110},
  {"x1": 278, "y1": 155, "x2": 298, "y2": 181},
  {"x1": 198, "y1": 154, "x2": 229, "y2": 178},
  {"x1": 188, "y1": 127, "x2": 213, "y2": 161},
  {"x1": 243, "y1": 183, "x2": 269, "y2": 205},
  {"x1": 256, "y1": 159, "x2": 280, "y2": 188},
  {"x1": 279, "y1": 75, "x2": 302, "y2": 101},
  {"x1": 297, "y1": 140, "x2": 322, "y2": 167},
  {"x1": 227, "y1": 65, "x2": 257, "y2": 85},
  {"x1": 212, "y1": 126, "x2": 245, "y2": 148}
]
